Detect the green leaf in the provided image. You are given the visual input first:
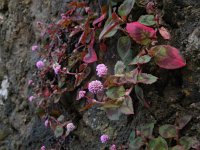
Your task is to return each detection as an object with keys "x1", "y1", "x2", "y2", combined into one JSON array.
[
  {"x1": 125, "y1": 68, "x2": 139, "y2": 84},
  {"x1": 57, "y1": 115, "x2": 65, "y2": 122},
  {"x1": 180, "y1": 136, "x2": 193, "y2": 150},
  {"x1": 130, "y1": 55, "x2": 151, "y2": 65},
  {"x1": 171, "y1": 145, "x2": 184, "y2": 150},
  {"x1": 159, "y1": 124, "x2": 177, "y2": 138},
  {"x1": 119, "y1": 95, "x2": 134, "y2": 115},
  {"x1": 117, "y1": 36, "x2": 131, "y2": 61},
  {"x1": 137, "y1": 73, "x2": 158, "y2": 84},
  {"x1": 105, "y1": 108, "x2": 122, "y2": 120},
  {"x1": 129, "y1": 130, "x2": 136, "y2": 142},
  {"x1": 129, "y1": 137, "x2": 144, "y2": 150},
  {"x1": 135, "y1": 85, "x2": 150, "y2": 108},
  {"x1": 149, "y1": 136, "x2": 168, "y2": 150},
  {"x1": 138, "y1": 15, "x2": 156, "y2": 26},
  {"x1": 114, "y1": 61, "x2": 126, "y2": 75},
  {"x1": 54, "y1": 126, "x2": 64, "y2": 138},
  {"x1": 140, "y1": 122, "x2": 155, "y2": 138},
  {"x1": 176, "y1": 115, "x2": 192, "y2": 130},
  {"x1": 118, "y1": 0, "x2": 136, "y2": 19},
  {"x1": 106, "y1": 86, "x2": 125, "y2": 99}
]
